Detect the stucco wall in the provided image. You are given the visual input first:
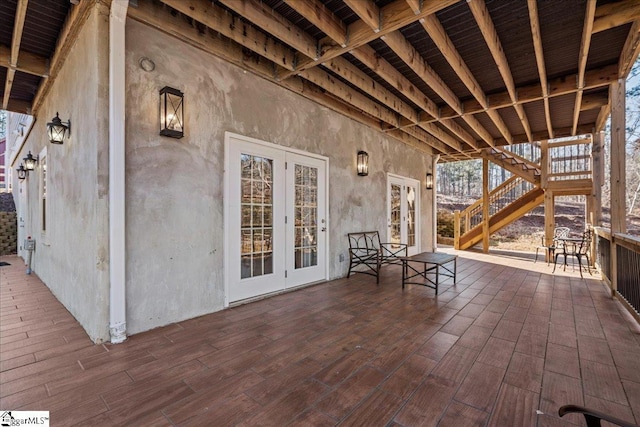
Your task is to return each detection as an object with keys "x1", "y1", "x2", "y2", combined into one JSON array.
[
  {"x1": 14, "y1": 5, "x2": 111, "y2": 342},
  {"x1": 125, "y1": 20, "x2": 434, "y2": 334}
]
